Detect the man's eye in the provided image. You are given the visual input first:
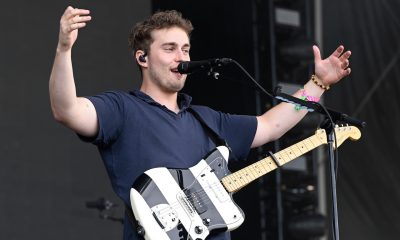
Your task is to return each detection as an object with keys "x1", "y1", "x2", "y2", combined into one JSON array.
[{"x1": 183, "y1": 49, "x2": 190, "y2": 54}]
